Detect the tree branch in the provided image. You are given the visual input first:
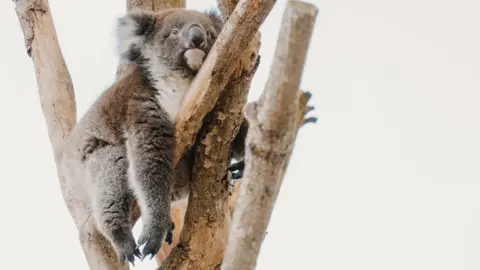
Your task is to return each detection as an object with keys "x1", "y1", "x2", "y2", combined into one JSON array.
[
  {"x1": 159, "y1": 58, "x2": 261, "y2": 270},
  {"x1": 127, "y1": 0, "x2": 185, "y2": 11},
  {"x1": 172, "y1": 0, "x2": 277, "y2": 166},
  {"x1": 155, "y1": 0, "x2": 264, "y2": 266},
  {"x1": 13, "y1": 0, "x2": 125, "y2": 269},
  {"x1": 228, "y1": 89, "x2": 317, "y2": 217},
  {"x1": 221, "y1": 2, "x2": 318, "y2": 269},
  {"x1": 14, "y1": 0, "x2": 76, "y2": 164}
]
